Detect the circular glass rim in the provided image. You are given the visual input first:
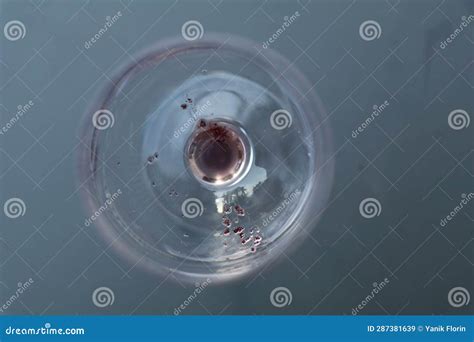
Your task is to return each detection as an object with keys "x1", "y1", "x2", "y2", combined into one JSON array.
[{"x1": 77, "y1": 33, "x2": 335, "y2": 283}]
